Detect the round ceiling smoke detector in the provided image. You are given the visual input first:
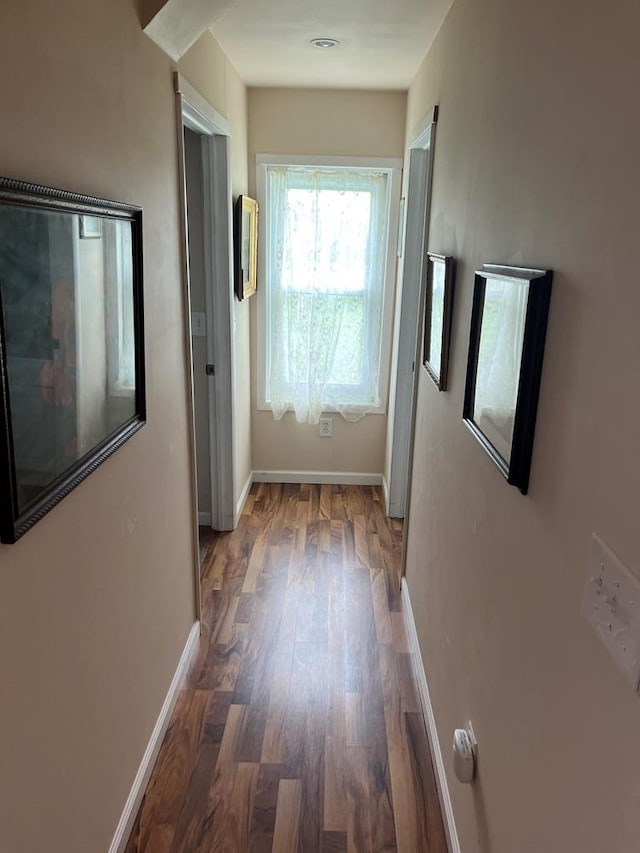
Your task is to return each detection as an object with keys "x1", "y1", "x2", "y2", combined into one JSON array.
[{"x1": 310, "y1": 38, "x2": 340, "y2": 49}]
